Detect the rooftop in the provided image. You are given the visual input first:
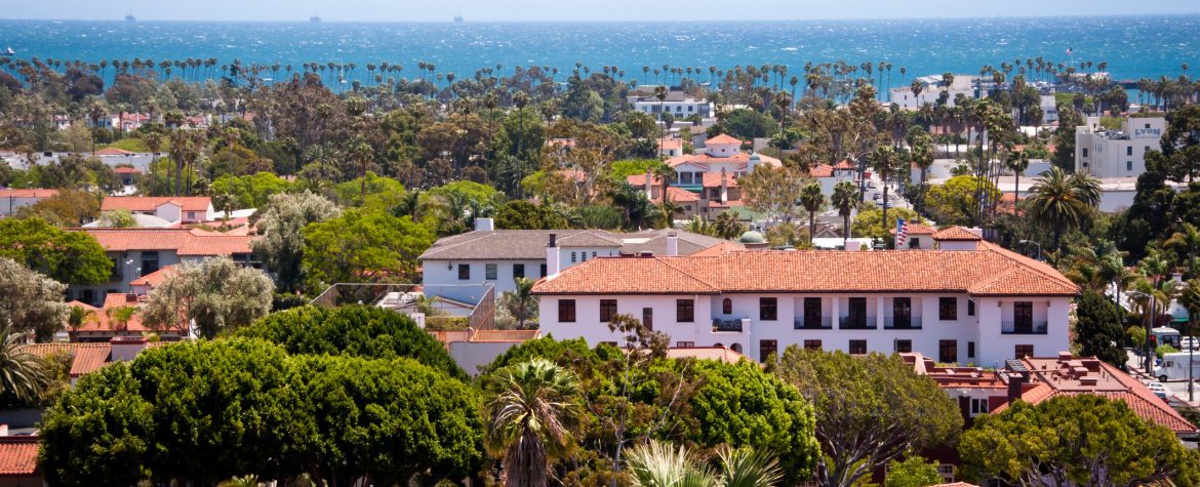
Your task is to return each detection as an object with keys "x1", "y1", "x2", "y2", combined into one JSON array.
[
  {"x1": 0, "y1": 436, "x2": 39, "y2": 476},
  {"x1": 83, "y1": 228, "x2": 254, "y2": 256},
  {"x1": 21, "y1": 342, "x2": 112, "y2": 377},
  {"x1": 0, "y1": 188, "x2": 59, "y2": 198},
  {"x1": 533, "y1": 241, "x2": 1079, "y2": 297},
  {"x1": 101, "y1": 196, "x2": 212, "y2": 213},
  {"x1": 419, "y1": 229, "x2": 736, "y2": 261}
]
